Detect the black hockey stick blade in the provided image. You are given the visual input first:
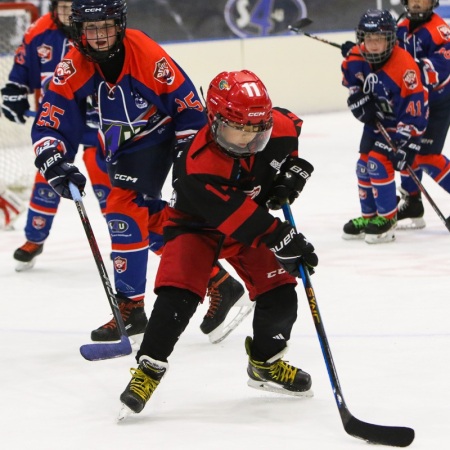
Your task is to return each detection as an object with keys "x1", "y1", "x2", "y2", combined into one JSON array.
[
  {"x1": 344, "y1": 415, "x2": 414, "y2": 447},
  {"x1": 80, "y1": 336, "x2": 132, "y2": 361},
  {"x1": 288, "y1": 17, "x2": 313, "y2": 33}
]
